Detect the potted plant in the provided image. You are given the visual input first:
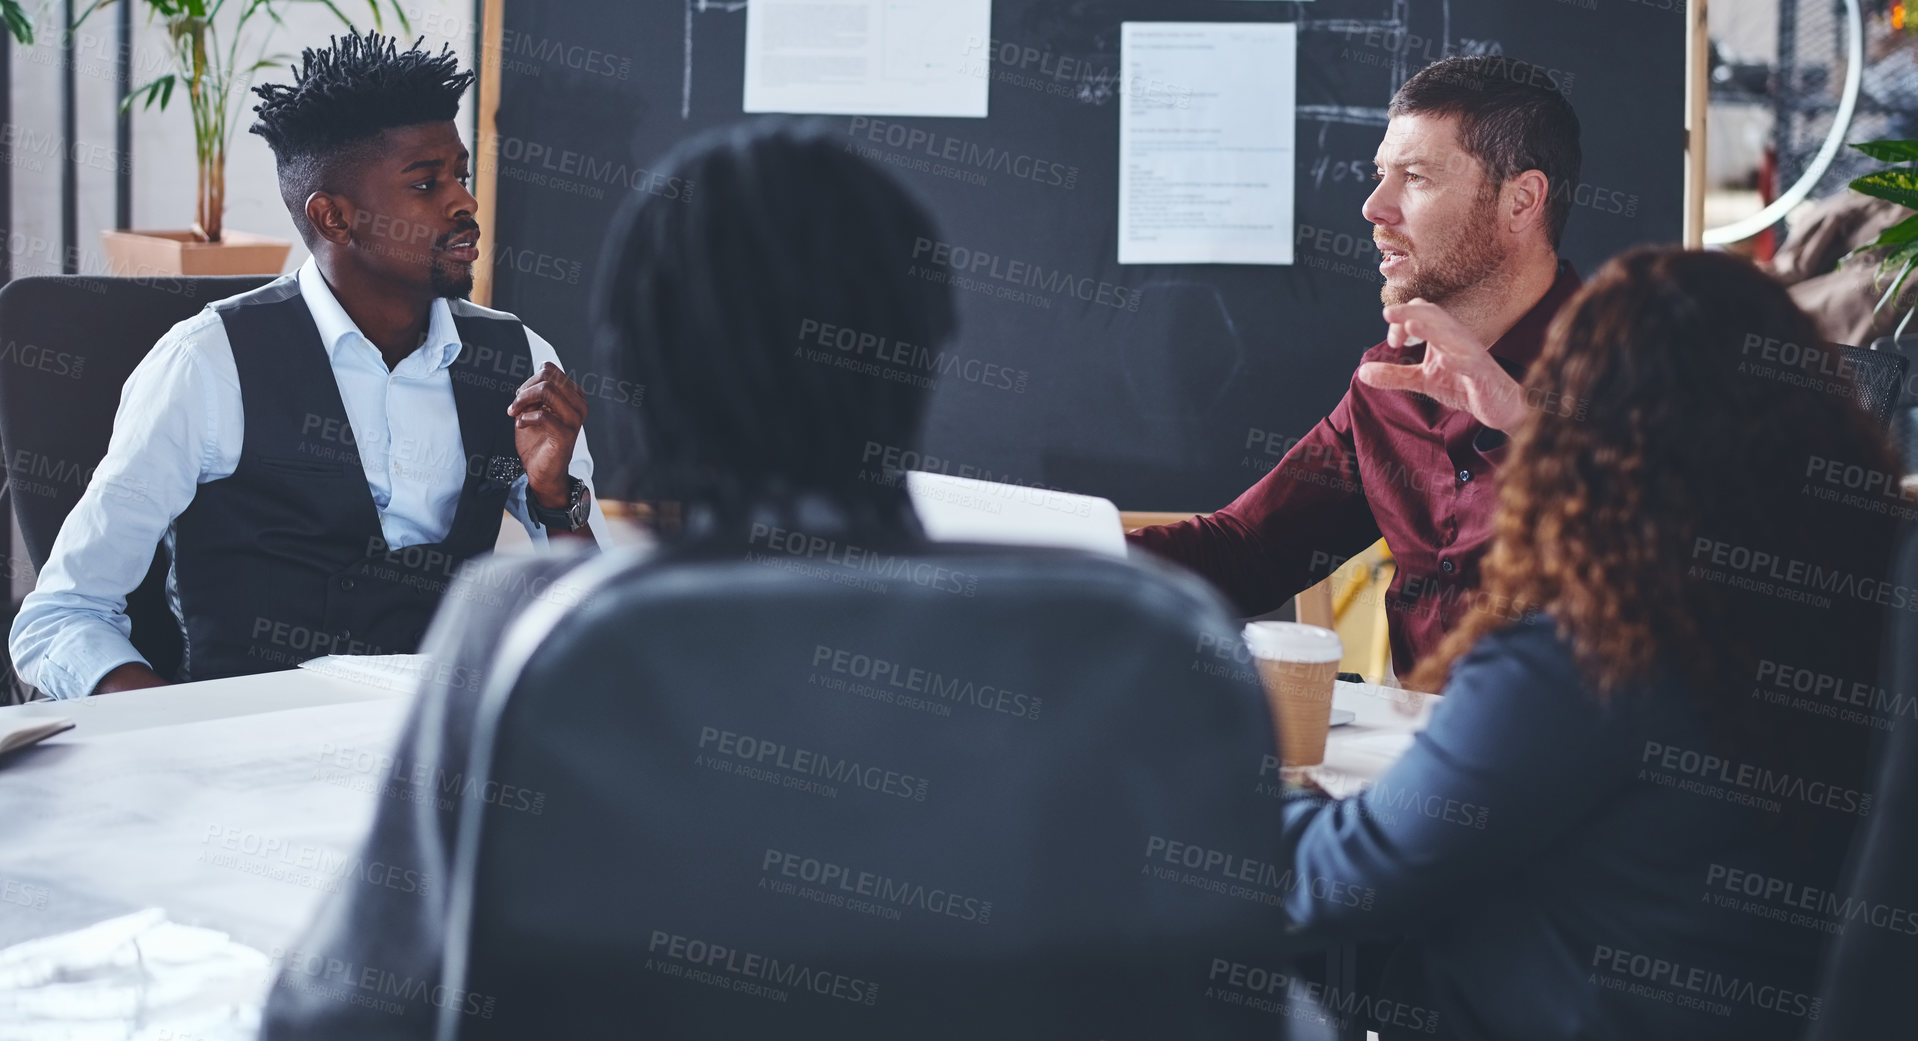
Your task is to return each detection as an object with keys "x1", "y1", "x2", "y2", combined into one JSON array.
[
  {"x1": 1845, "y1": 138, "x2": 1918, "y2": 337},
  {"x1": 74, "y1": 0, "x2": 410, "y2": 276}
]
